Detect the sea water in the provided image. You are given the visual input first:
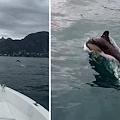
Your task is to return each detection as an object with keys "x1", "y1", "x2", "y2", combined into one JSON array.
[{"x1": 52, "y1": 0, "x2": 120, "y2": 119}]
